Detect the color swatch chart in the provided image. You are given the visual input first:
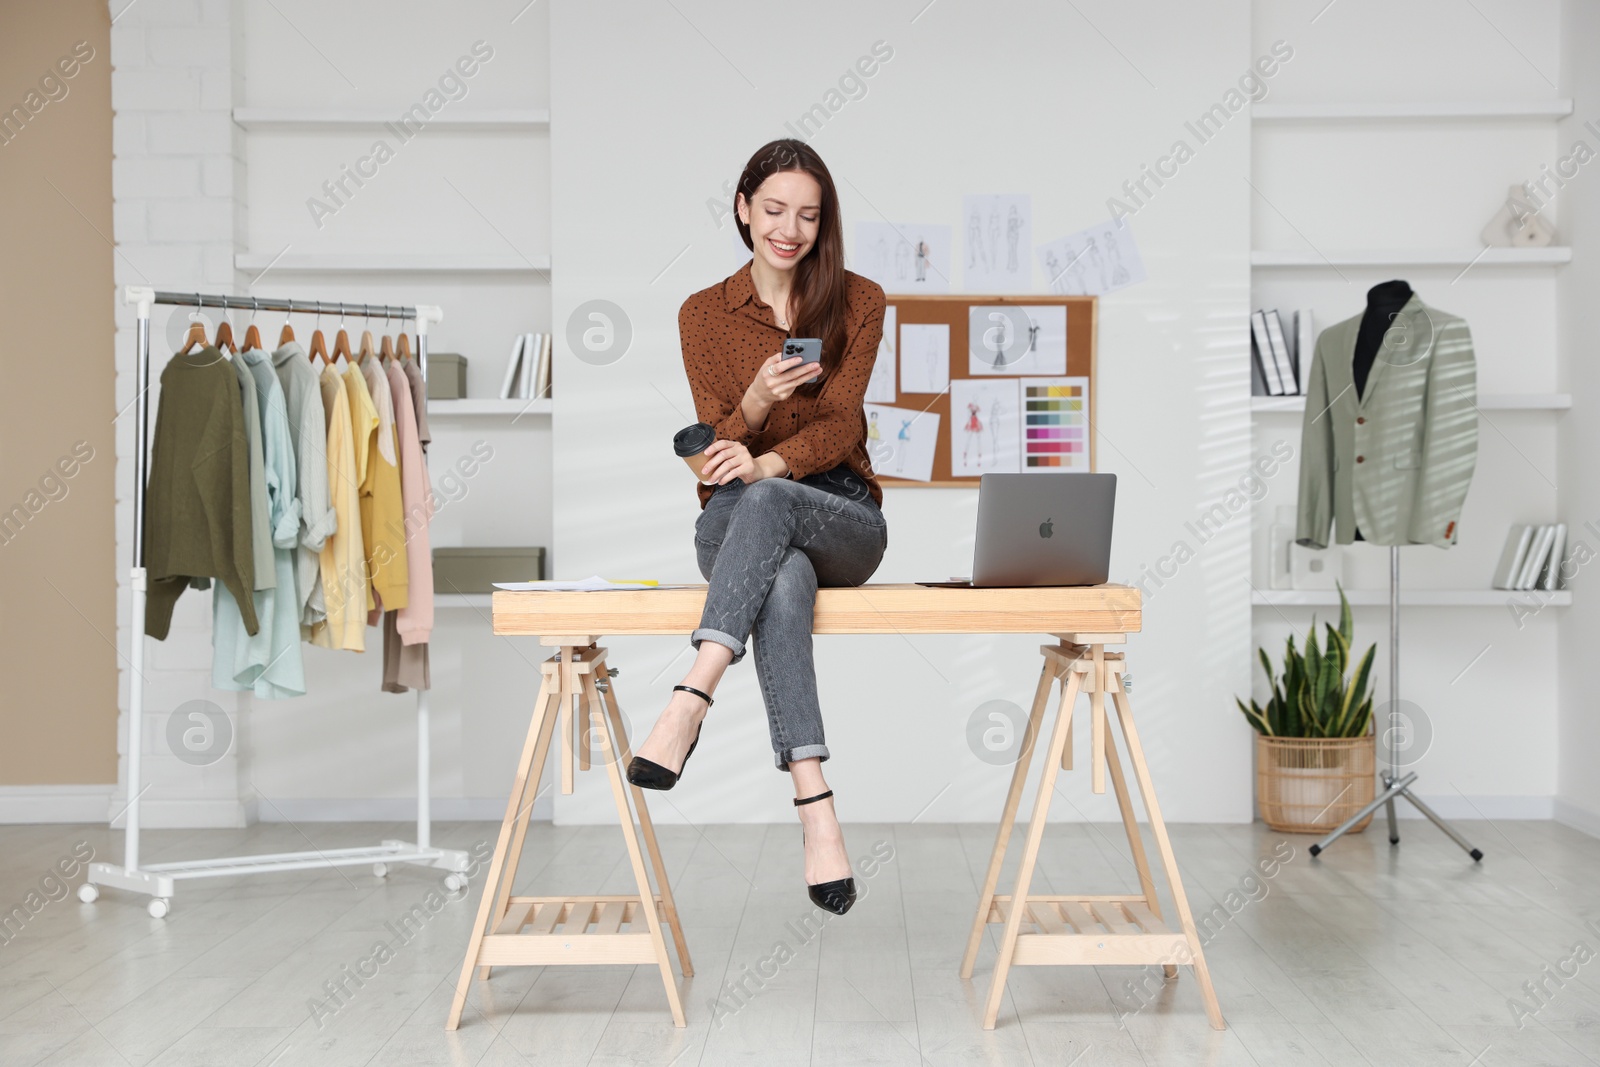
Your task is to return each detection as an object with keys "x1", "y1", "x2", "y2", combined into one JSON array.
[{"x1": 1022, "y1": 377, "x2": 1088, "y2": 469}]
